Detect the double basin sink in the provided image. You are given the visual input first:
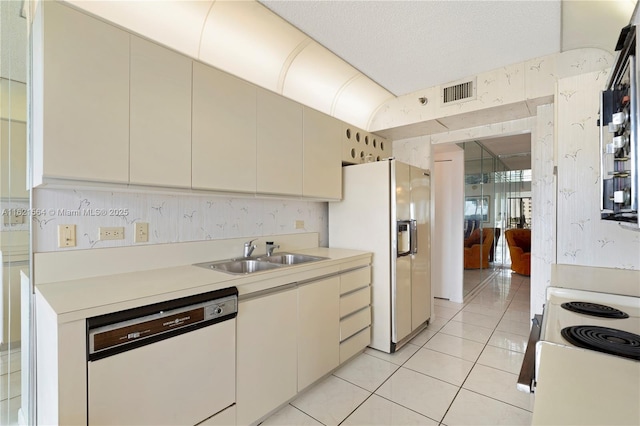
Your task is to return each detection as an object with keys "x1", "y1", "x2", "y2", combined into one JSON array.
[{"x1": 195, "y1": 252, "x2": 328, "y2": 275}]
